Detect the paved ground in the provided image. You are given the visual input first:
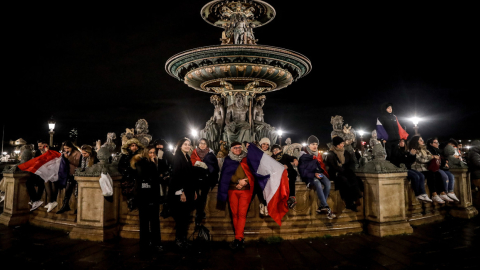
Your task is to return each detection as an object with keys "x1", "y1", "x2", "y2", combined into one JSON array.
[{"x1": 0, "y1": 211, "x2": 479, "y2": 270}]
